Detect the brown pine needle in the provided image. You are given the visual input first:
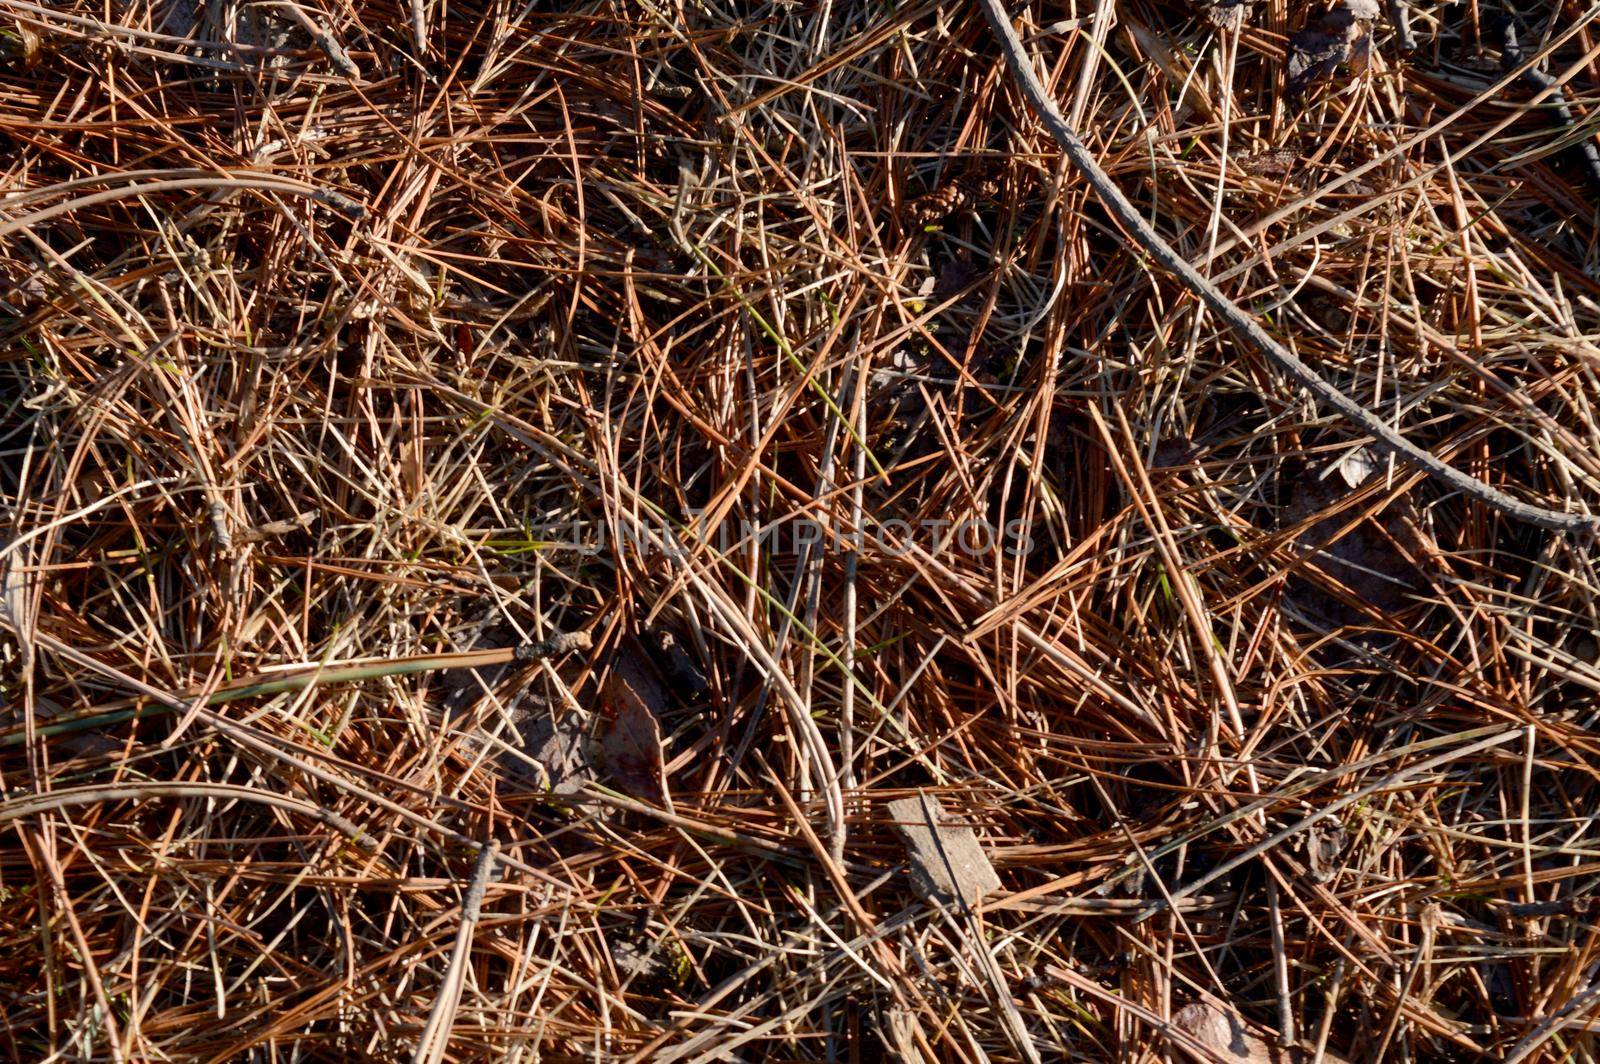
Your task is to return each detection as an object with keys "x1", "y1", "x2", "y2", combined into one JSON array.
[{"x1": 6, "y1": 0, "x2": 1600, "y2": 1057}]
